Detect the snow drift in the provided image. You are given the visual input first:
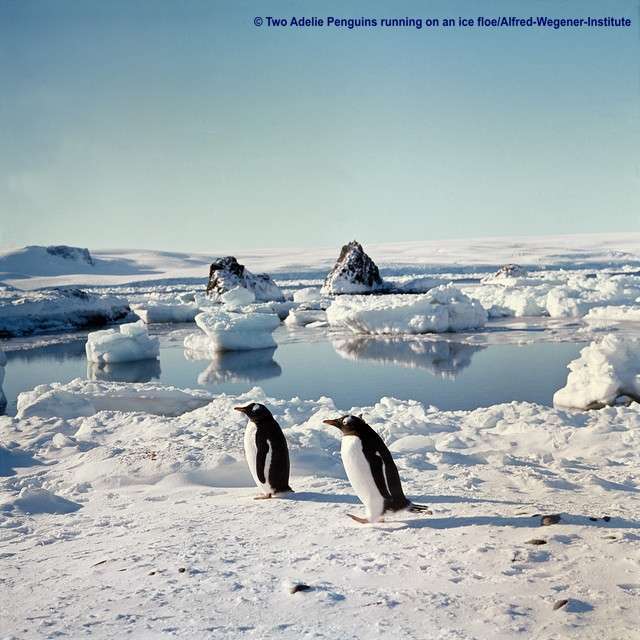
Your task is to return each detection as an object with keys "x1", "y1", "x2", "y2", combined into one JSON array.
[{"x1": 327, "y1": 286, "x2": 487, "y2": 334}]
